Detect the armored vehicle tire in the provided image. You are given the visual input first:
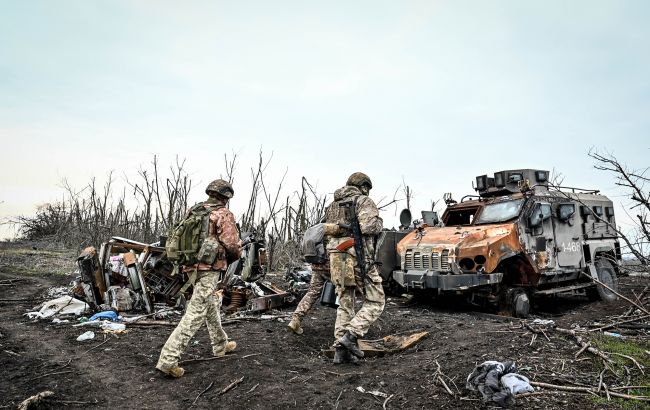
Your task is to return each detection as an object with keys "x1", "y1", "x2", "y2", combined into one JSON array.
[
  {"x1": 510, "y1": 288, "x2": 530, "y2": 318},
  {"x1": 593, "y1": 258, "x2": 618, "y2": 303}
]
